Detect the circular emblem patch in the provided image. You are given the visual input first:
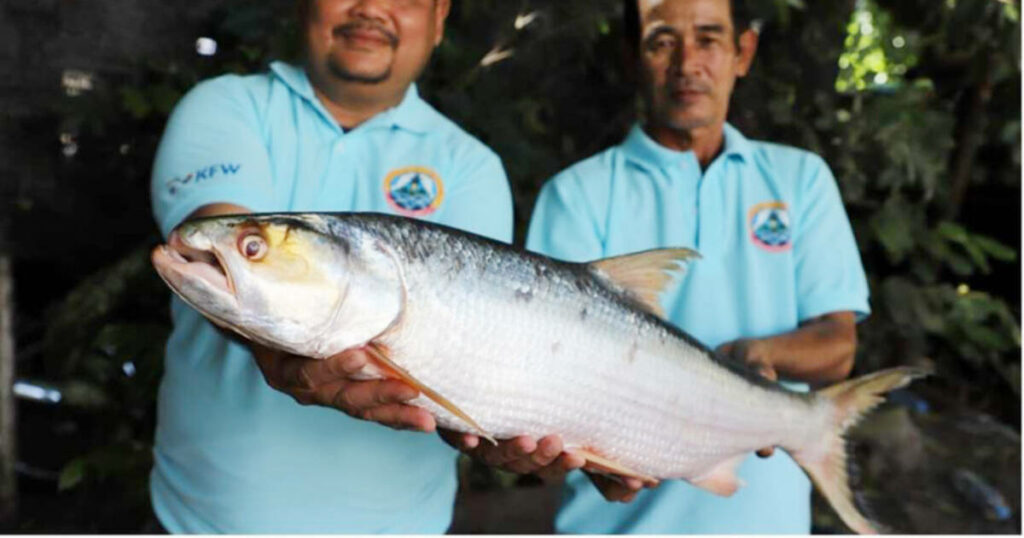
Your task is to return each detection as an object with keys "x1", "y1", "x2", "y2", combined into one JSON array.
[
  {"x1": 383, "y1": 166, "x2": 444, "y2": 217},
  {"x1": 748, "y1": 201, "x2": 792, "y2": 252}
]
